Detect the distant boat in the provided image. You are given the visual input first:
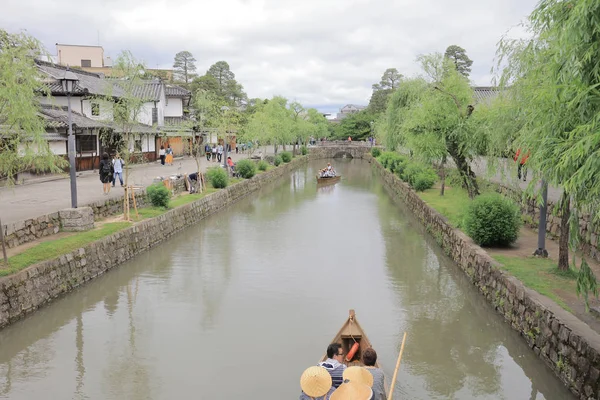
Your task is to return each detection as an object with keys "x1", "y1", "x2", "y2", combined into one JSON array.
[
  {"x1": 316, "y1": 175, "x2": 341, "y2": 185},
  {"x1": 319, "y1": 309, "x2": 390, "y2": 396}
]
